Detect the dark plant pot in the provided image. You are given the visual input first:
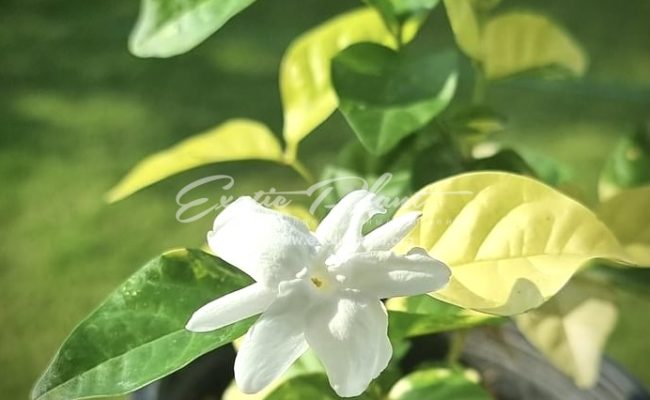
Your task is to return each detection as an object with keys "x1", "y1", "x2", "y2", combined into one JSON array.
[{"x1": 132, "y1": 324, "x2": 649, "y2": 400}]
